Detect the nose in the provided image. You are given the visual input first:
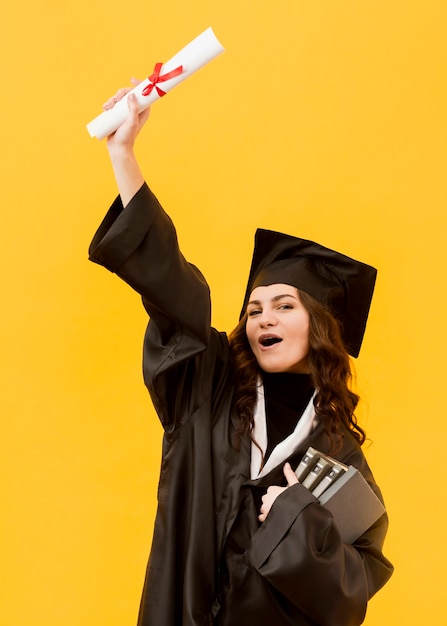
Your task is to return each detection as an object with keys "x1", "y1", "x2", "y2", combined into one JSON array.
[{"x1": 259, "y1": 309, "x2": 277, "y2": 328}]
